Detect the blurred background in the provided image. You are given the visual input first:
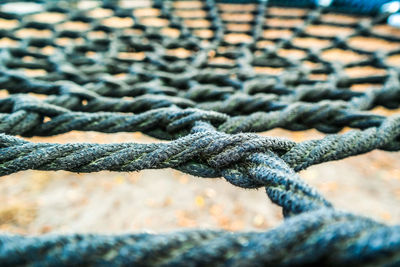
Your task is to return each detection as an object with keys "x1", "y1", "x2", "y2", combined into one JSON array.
[{"x1": 0, "y1": 0, "x2": 400, "y2": 235}]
